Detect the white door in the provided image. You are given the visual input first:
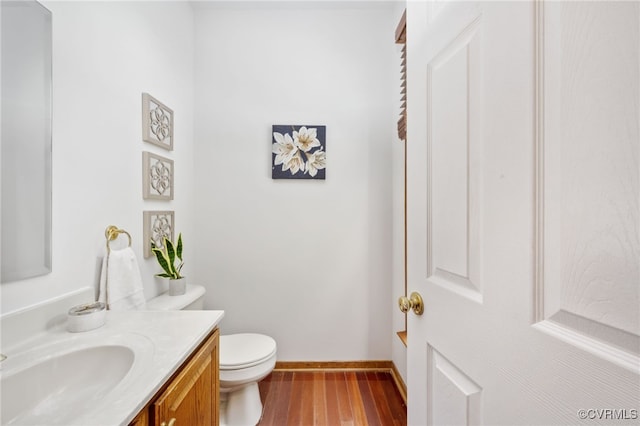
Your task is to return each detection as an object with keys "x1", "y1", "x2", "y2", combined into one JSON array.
[{"x1": 406, "y1": 1, "x2": 640, "y2": 425}]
